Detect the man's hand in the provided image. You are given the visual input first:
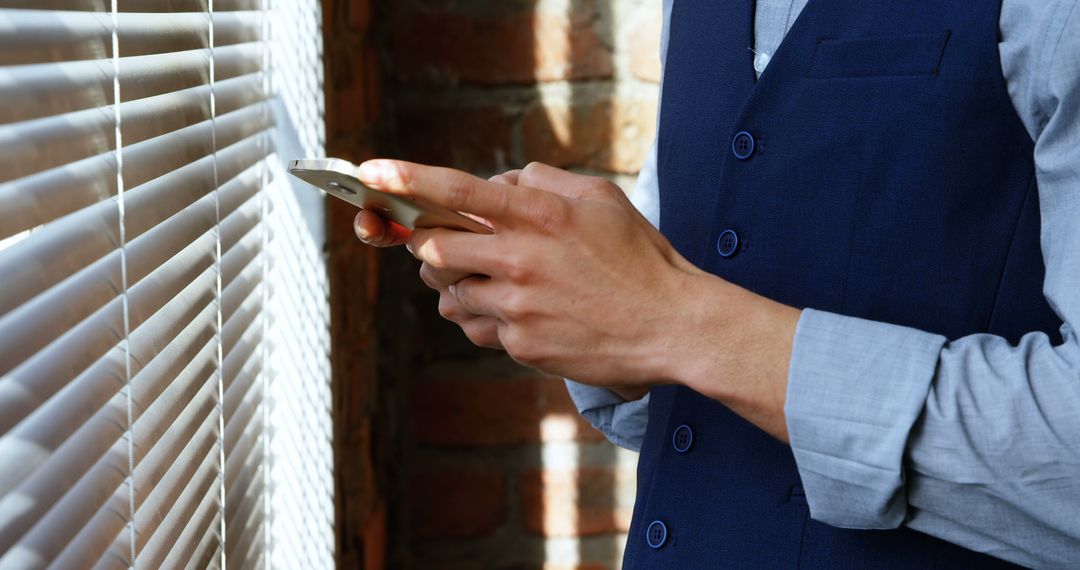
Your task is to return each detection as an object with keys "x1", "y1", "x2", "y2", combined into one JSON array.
[
  {"x1": 363, "y1": 159, "x2": 699, "y2": 388},
  {"x1": 355, "y1": 159, "x2": 800, "y2": 440}
]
